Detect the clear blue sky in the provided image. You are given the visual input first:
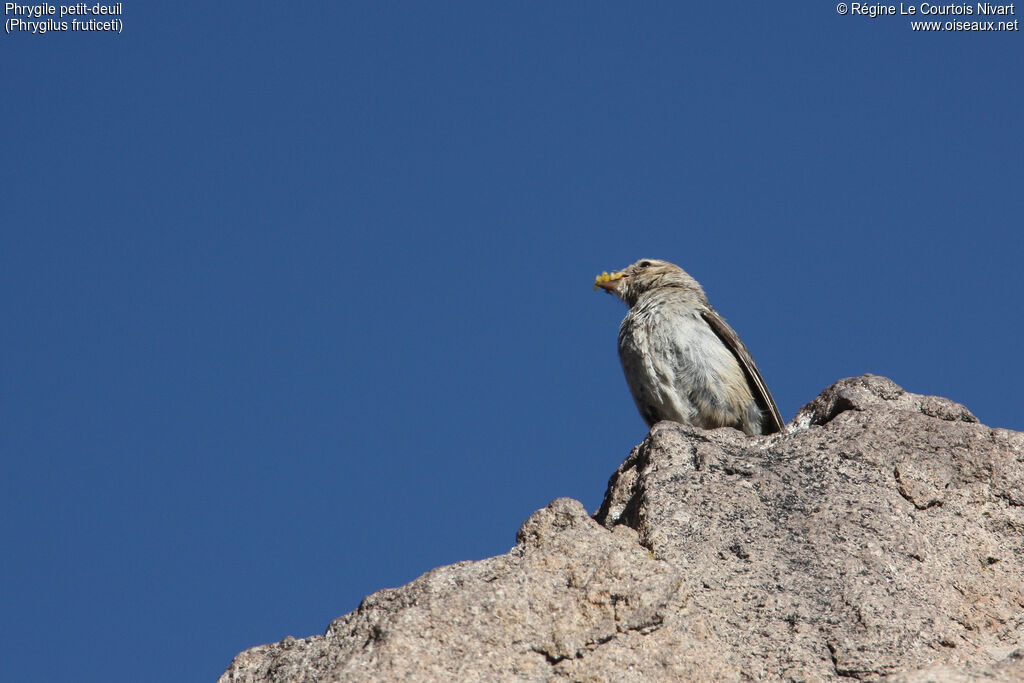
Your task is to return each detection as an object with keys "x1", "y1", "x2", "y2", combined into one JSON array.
[{"x1": 3, "y1": 3, "x2": 1021, "y2": 681}]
